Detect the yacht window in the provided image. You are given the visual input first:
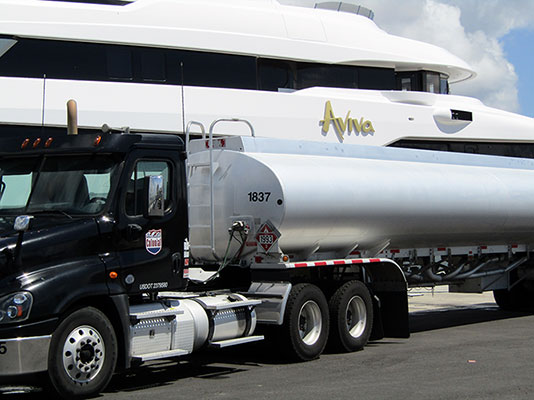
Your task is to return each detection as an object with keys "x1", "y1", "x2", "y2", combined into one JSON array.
[
  {"x1": 177, "y1": 51, "x2": 256, "y2": 90},
  {"x1": 389, "y1": 139, "x2": 534, "y2": 159},
  {"x1": 141, "y1": 50, "x2": 166, "y2": 82},
  {"x1": 0, "y1": 37, "x2": 410, "y2": 92},
  {"x1": 440, "y1": 74, "x2": 449, "y2": 94},
  {"x1": 297, "y1": 64, "x2": 357, "y2": 89},
  {"x1": 258, "y1": 59, "x2": 294, "y2": 91},
  {"x1": 358, "y1": 67, "x2": 395, "y2": 90},
  {"x1": 400, "y1": 78, "x2": 411, "y2": 91},
  {"x1": 395, "y1": 71, "x2": 421, "y2": 92},
  {"x1": 0, "y1": 39, "x2": 16, "y2": 58},
  {"x1": 395, "y1": 70, "x2": 449, "y2": 94},
  {"x1": 423, "y1": 72, "x2": 440, "y2": 94},
  {"x1": 107, "y1": 47, "x2": 133, "y2": 80},
  {"x1": 0, "y1": 39, "x2": 106, "y2": 80}
]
